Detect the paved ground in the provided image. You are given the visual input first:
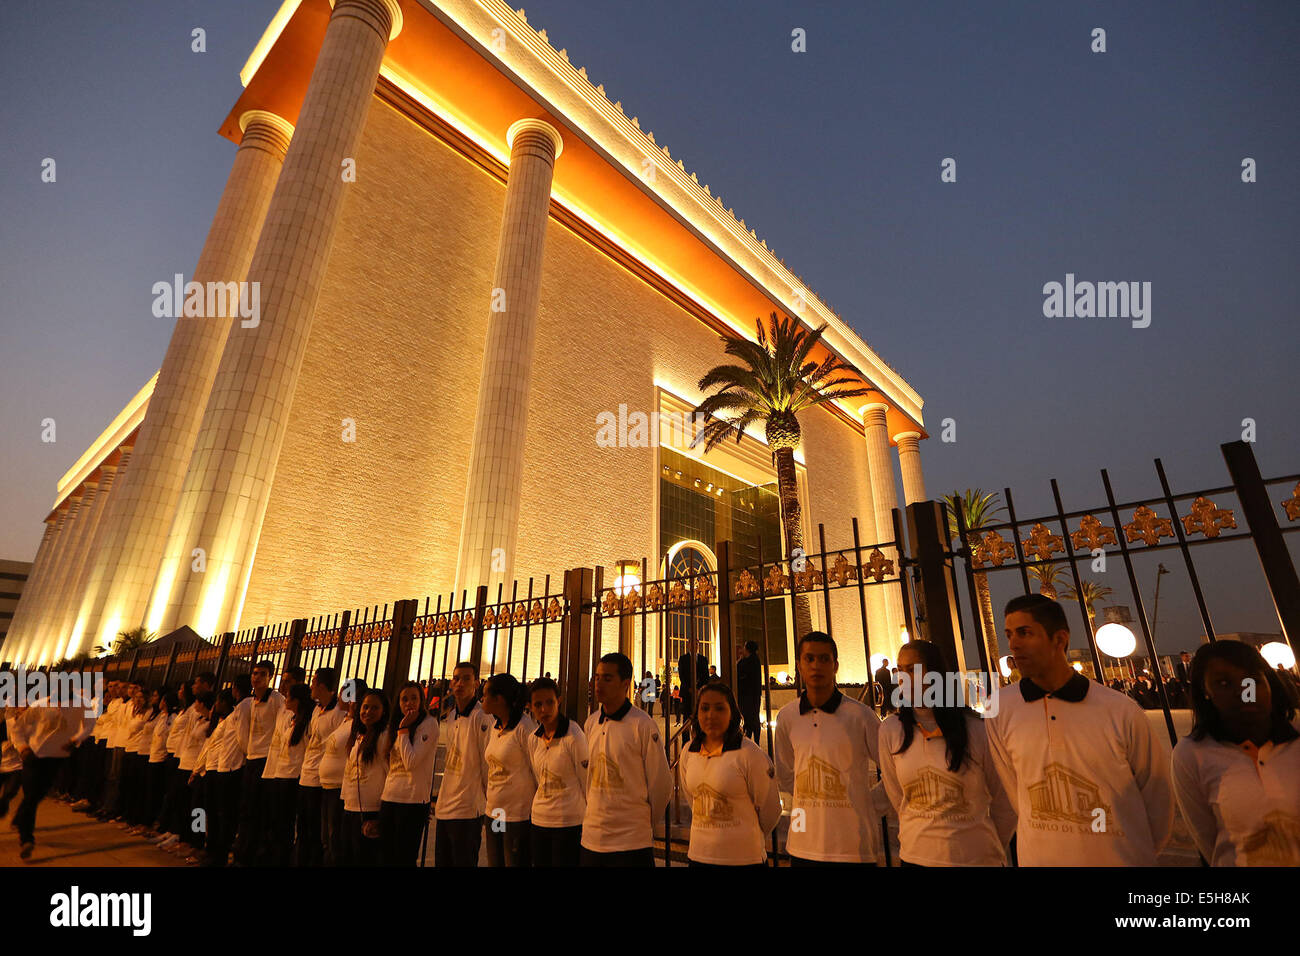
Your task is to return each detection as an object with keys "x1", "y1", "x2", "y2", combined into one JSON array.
[{"x1": 0, "y1": 800, "x2": 187, "y2": 868}]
